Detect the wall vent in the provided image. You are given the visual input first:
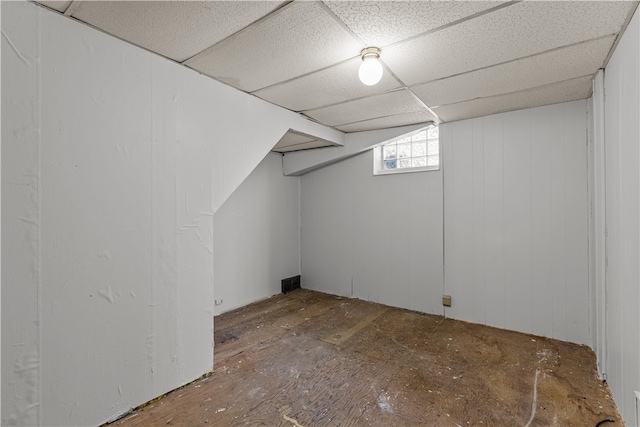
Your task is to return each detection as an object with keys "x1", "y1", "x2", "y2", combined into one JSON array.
[{"x1": 282, "y1": 275, "x2": 301, "y2": 294}]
